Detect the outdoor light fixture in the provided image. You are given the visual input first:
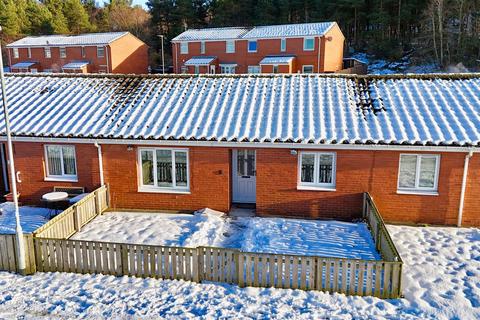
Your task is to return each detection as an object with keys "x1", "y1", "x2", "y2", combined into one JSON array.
[{"x1": 290, "y1": 149, "x2": 298, "y2": 155}]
